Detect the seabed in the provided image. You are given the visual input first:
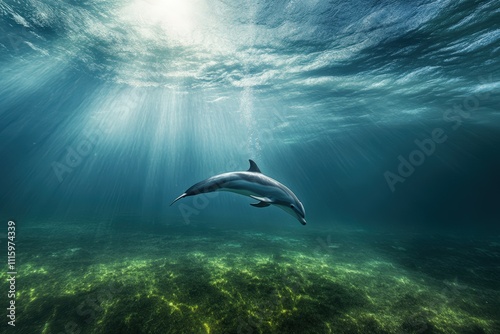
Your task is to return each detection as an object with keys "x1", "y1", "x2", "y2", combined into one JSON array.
[{"x1": 2, "y1": 220, "x2": 499, "y2": 334}]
